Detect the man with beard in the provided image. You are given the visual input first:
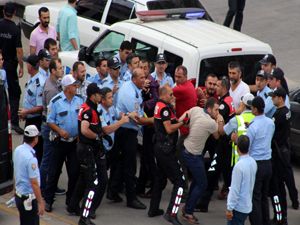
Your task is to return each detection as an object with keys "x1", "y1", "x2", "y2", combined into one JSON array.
[
  {"x1": 72, "y1": 61, "x2": 91, "y2": 101},
  {"x1": 196, "y1": 74, "x2": 218, "y2": 108},
  {"x1": 30, "y1": 7, "x2": 57, "y2": 55}
]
